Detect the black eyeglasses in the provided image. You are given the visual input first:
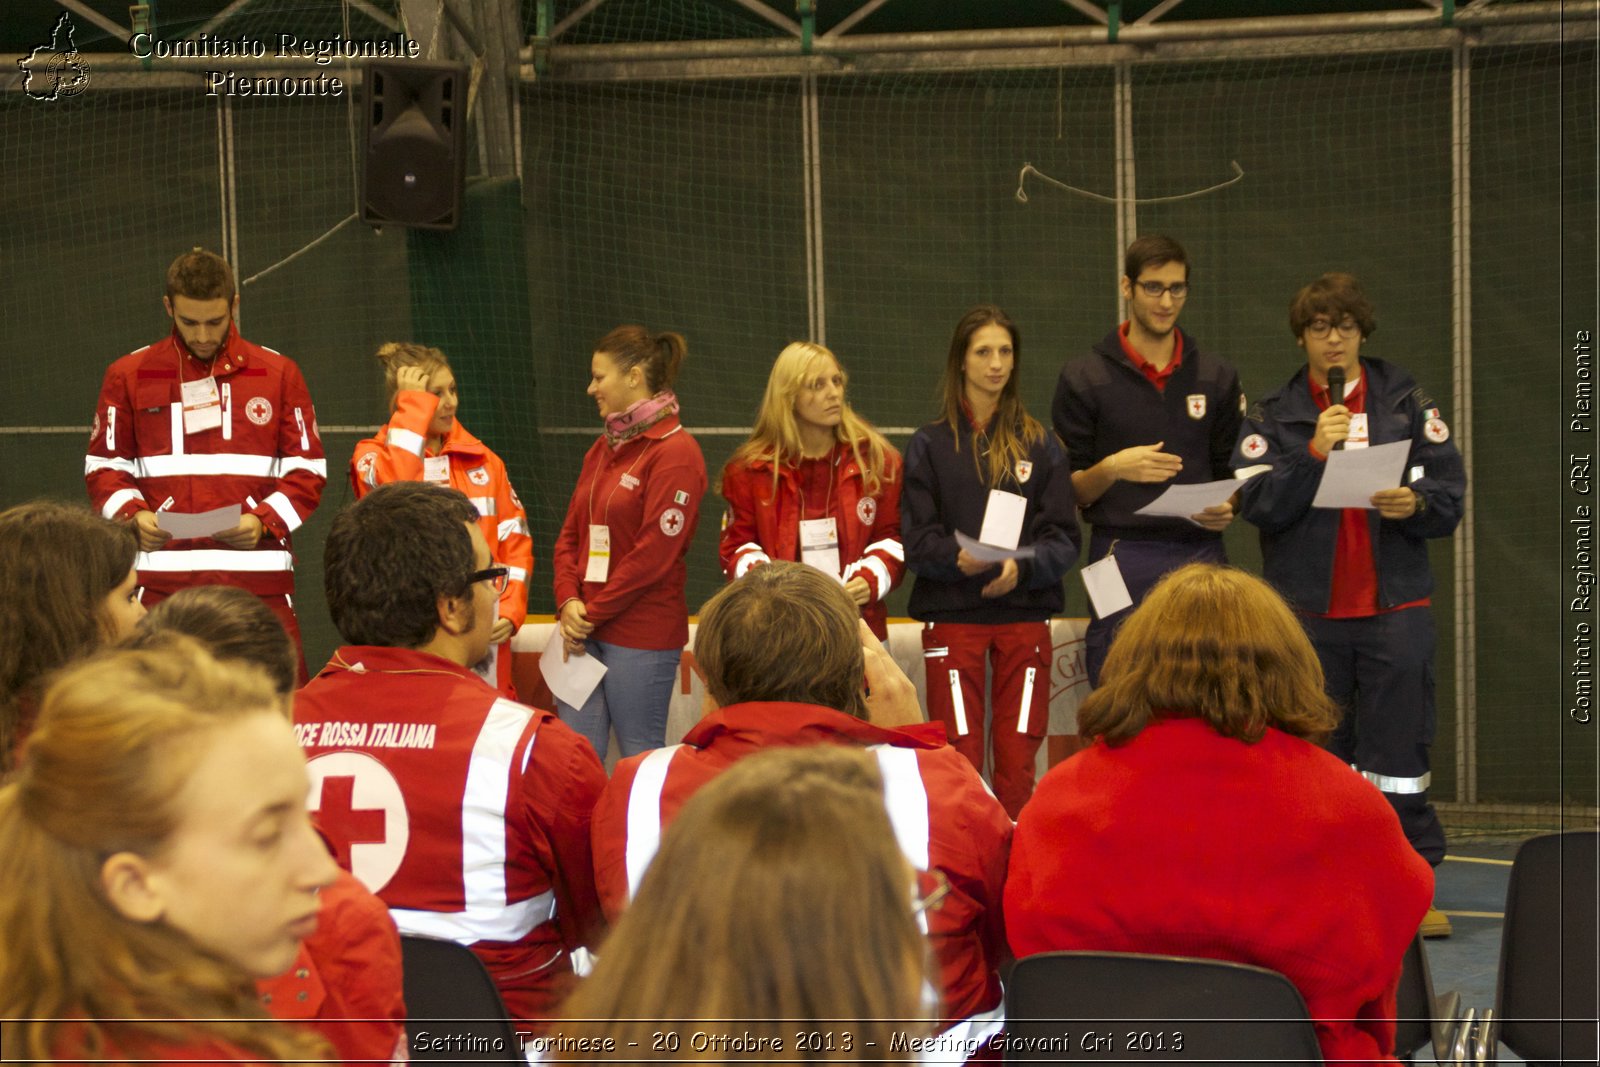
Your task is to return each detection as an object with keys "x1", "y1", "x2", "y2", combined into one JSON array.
[
  {"x1": 465, "y1": 566, "x2": 510, "y2": 595},
  {"x1": 1305, "y1": 317, "x2": 1361, "y2": 339},
  {"x1": 1136, "y1": 281, "x2": 1189, "y2": 299}
]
